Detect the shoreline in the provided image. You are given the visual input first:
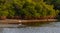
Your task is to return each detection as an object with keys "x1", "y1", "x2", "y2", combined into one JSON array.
[
  {"x1": 0, "y1": 19, "x2": 59, "y2": 28},
  {"x1": 0, "y1": 19, "x2": 58, "y2": 24}
]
